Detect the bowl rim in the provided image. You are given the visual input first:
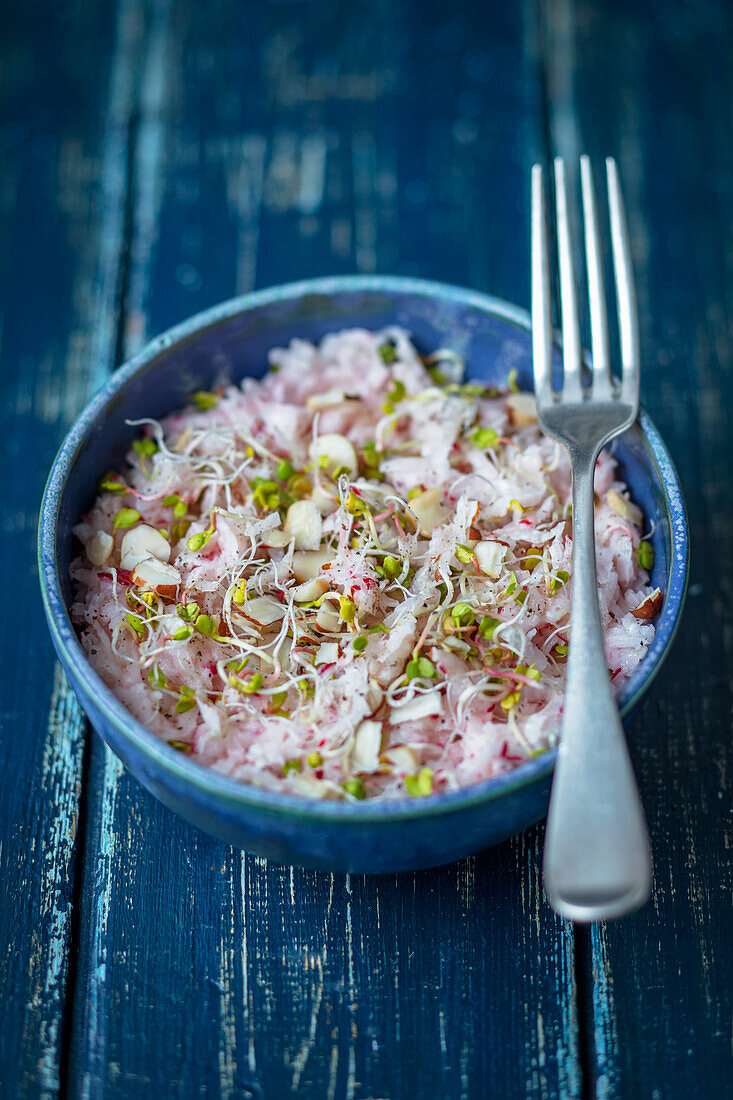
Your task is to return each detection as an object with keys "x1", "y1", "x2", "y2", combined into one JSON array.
[{"x1": 38, "y1": 274, "x2": 689, "y2": 824}]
